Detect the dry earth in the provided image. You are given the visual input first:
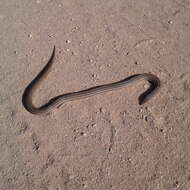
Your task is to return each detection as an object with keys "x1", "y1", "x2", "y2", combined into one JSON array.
[{"x1": 0, "y1": 0, "x2": 190, "y2": 189}]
